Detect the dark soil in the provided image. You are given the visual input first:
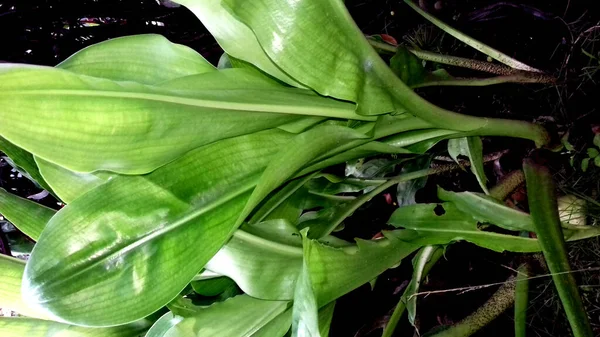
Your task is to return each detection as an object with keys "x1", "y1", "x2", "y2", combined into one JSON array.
[{"x1": 1, "y1": 0, "x2": 599, "y2": 336}]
